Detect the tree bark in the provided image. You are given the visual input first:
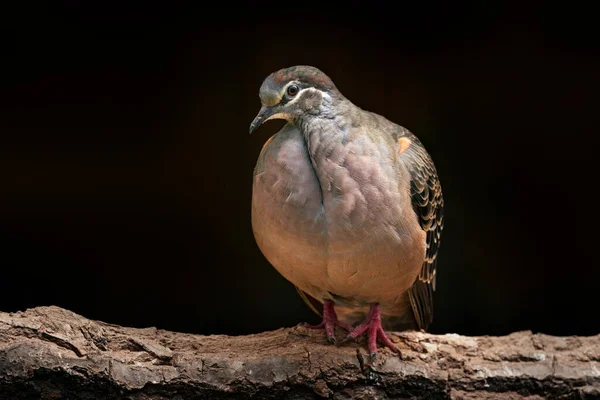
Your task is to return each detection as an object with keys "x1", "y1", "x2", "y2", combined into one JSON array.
[{"x1": 0, "y1": 307, "x2": 598, "y2": 399}]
